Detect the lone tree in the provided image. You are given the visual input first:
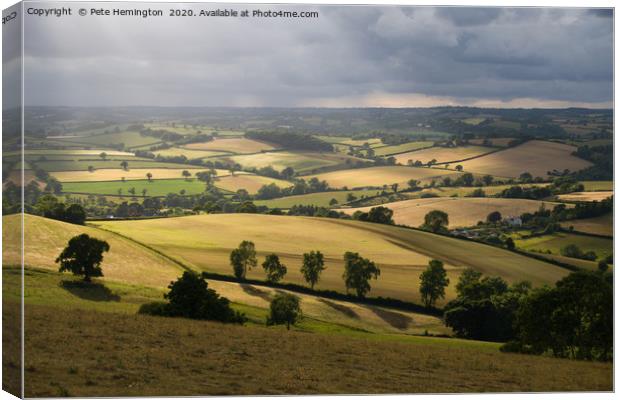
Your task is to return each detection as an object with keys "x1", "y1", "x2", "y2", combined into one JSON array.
[
  {"x1": 487, "y1": 211, "x2": 502, "y2": 224},
  {"x1": 182, "y1": 170, "x2": 191, "y2": 180},
  {"x1": 56, "y1": 234, "x2": 110, "y2": 282},
  {"x1": 230, "y1": 240, "x2": 257, "y2": 280},
  {"x1": 422, "y1": 210, "x2": 449, "y2": 233},
  {"x1": 419, "y1": 259, "x2": 450, "y2": 308},
  {"x1": 99, "y1": 152, "x2": 107, "y2": 161},
  {"x1": 301, "y1": 250, "x2": 325, "y2": 289},
  {"x1": 267, "y1": 293, "x2": 301, "y2": 330},
  {"x1": 145, "y1": 271, "x2": 245, "y2": 323},
  {"x1": 342, "y1": 252, "x2": 381, "y2": 298},
  {"x1": 146, "y1": 172, "x2": 153, "y2": 181},
  {"x1": 262, "y1": 254, "x2": 287, "y2": 283},
  {"x1": 455, "y1": 165, "x2": 463, "y2": 172}
]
